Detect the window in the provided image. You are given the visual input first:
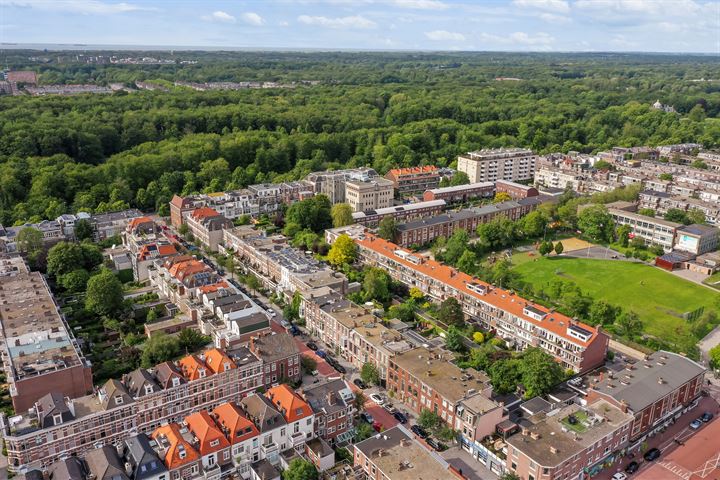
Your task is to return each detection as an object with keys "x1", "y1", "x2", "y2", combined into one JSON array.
[
  {"x1": 210, "y1": 439, "x2": 220, "y2": 447},
  {"x1": 53, "y1": 414, "x2": 63, "y2": 425}
]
